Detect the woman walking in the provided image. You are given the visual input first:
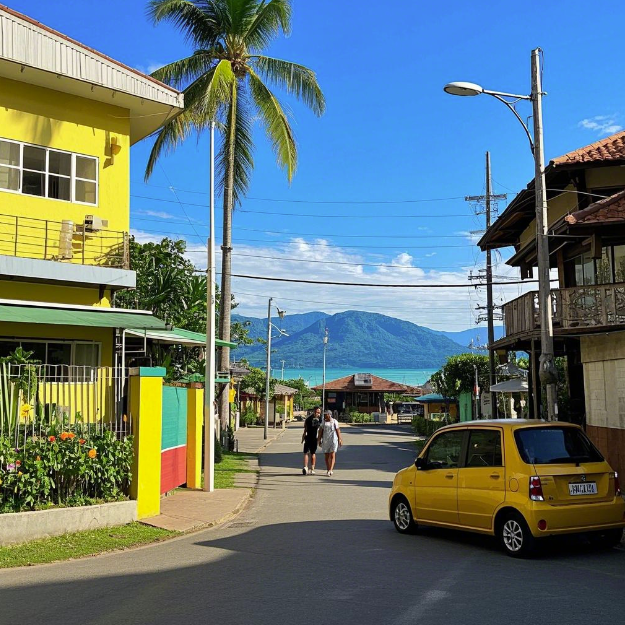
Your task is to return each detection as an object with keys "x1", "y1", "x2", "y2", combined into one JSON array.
[{"x1": 318, "y1": 410, "x2": 343, "y2": 476}]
